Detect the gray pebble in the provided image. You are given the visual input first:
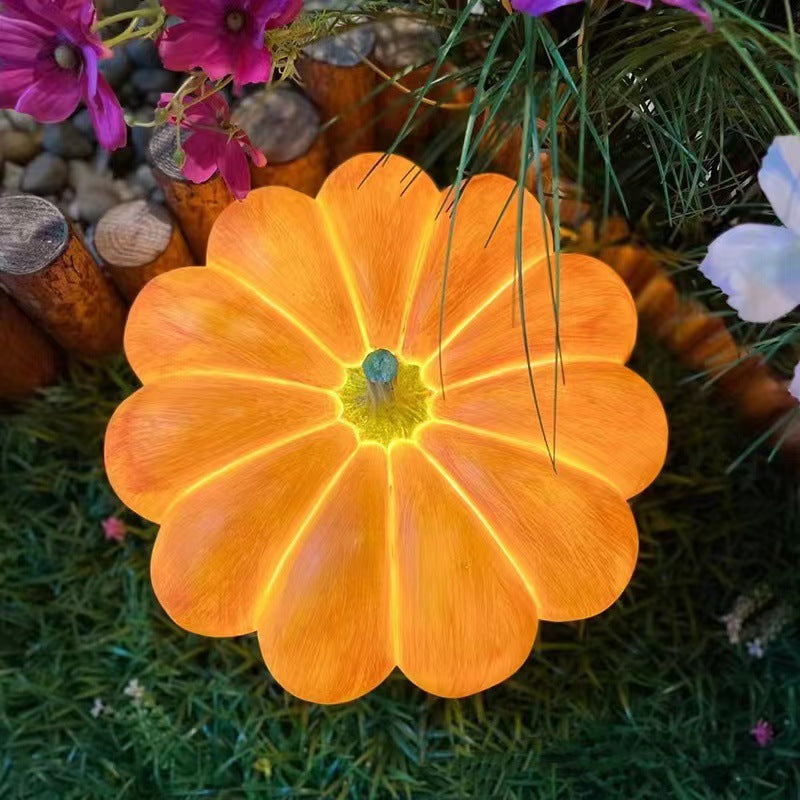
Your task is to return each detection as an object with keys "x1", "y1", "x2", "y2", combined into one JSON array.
[
  {"x1": 133, "y1": 163, "x2": 158, "y2": 194},
  {"x1": 0, "y1": 129, "x2": 42, "y2": 165},
  {"x1": 21, "y1": 153, "x2": 69, "y2": 195},
  {"x1": 130, "y1": 111, "x2": 155, "y2": 162},
  {"x1": 69, "y1": 160, "x2": 122, "y2": 224},
  {"x1": 99, "y1": 48, "x2": 132, "y2": 91},
  {"x1": 43, "y1": 123, "x2": 94, "y2": 159},
  {"x1": 3, "y1": 110, "x2": 39, "y2": 133},
  {"x1": 2, "y1": 161, "x2": 24, "y2": 193},
  {"x1": 131, "y1": 68, "x2": 178, "y2": 96},
  {"x1": 127, "y1": 39, "x2": 162, "y2": 69},
  {"x1": 71, "y1": 109, "x2": 96, "y2": 141}
]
